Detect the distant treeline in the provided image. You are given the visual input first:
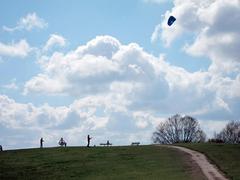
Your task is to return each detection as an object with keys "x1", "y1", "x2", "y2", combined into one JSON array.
[{"x1": 152, "y1": 114, "x2": 240, "y2": 144}]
